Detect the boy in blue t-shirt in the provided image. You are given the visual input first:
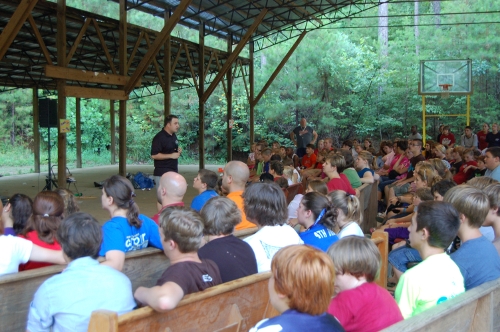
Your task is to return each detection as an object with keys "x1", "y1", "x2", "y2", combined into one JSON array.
[
  {"x1": 445, "y1": 185, "x2": 500, "y2": 290},
  {"x1": 191, "y1": 169, "x2": 219, "y2": 212},
  {"x1": 250, "y1": 245, "x2": 344, "y2": 332}
]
